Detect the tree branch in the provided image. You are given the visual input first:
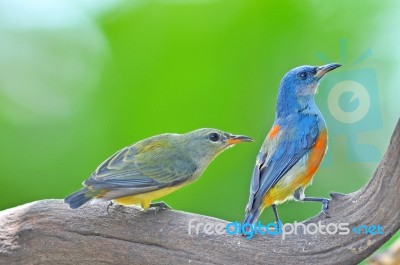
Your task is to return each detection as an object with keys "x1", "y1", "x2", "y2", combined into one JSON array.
[{"x1": 1, "y1": 119, "x2": 399, "y2": 265}]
